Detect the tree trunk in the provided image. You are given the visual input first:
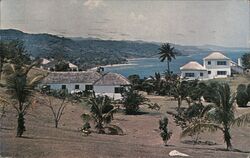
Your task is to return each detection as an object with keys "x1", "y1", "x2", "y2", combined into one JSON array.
[
  {"x1": 167, "y1": 60, "x2": 170, "y2": 75},
  {"x1": 224, "y1": 127, "x2": 233, "y2": 150},
  {"x1": 0, "y1": 57, "x2": 3, "y2": 80},
  {"x1": 55, "y1": 120, "x2": 58, "y2": 128},
  {"x1": 177, "y1": 97, "x2": 182, "y2": 112},
  {"x1": 16, "y1": 112, "x2": 25, "y2": 137}
]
